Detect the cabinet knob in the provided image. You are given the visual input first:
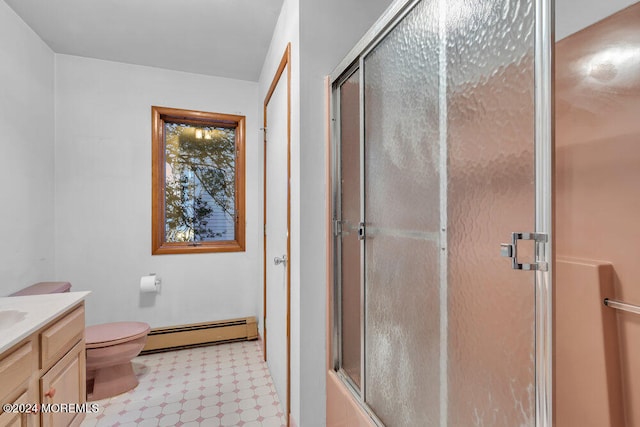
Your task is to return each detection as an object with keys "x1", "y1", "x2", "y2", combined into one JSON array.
[{"x1": 44, "y1": 387, "x2": 56, "y2": 398}]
